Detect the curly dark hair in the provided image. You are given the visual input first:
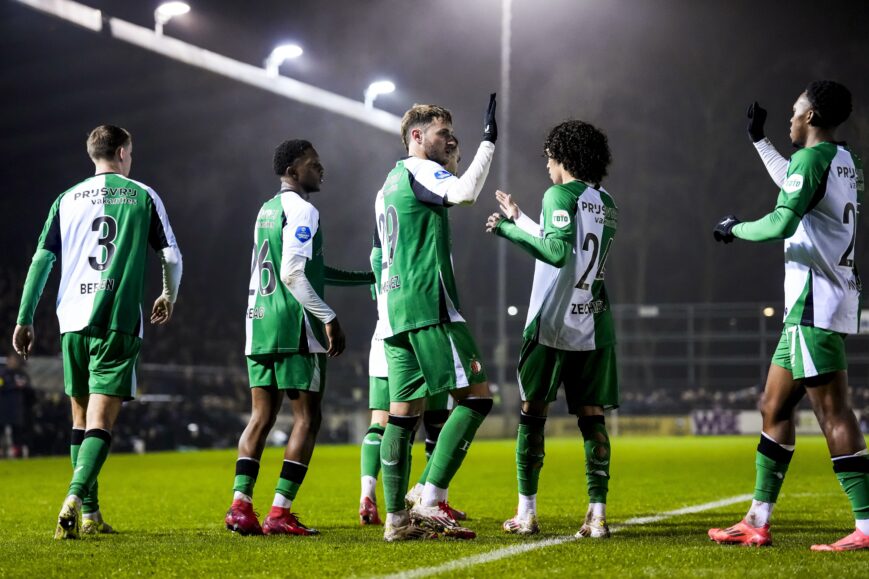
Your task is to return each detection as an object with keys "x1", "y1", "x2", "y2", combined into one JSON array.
[
  {"x1": 273, "y1": 139, "x2": 314, "y2": 176},
  {"x1": 544, "y1": 120, "x2": 611, "y2": 187},
  {"x1": 805, "y1": 80, "x2": 852, "y2": 128}
]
